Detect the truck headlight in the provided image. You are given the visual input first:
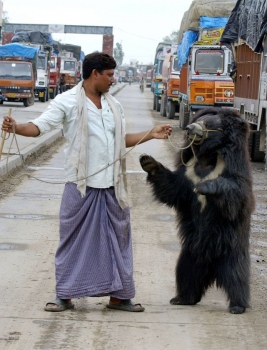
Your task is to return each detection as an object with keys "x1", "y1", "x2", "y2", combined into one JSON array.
[
  {"x1": 195, "y1": 96, "x2": 204, "y2": 102},
  {"x1": 224, "y1": 89, "x2": 234, "y2": 97}
]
